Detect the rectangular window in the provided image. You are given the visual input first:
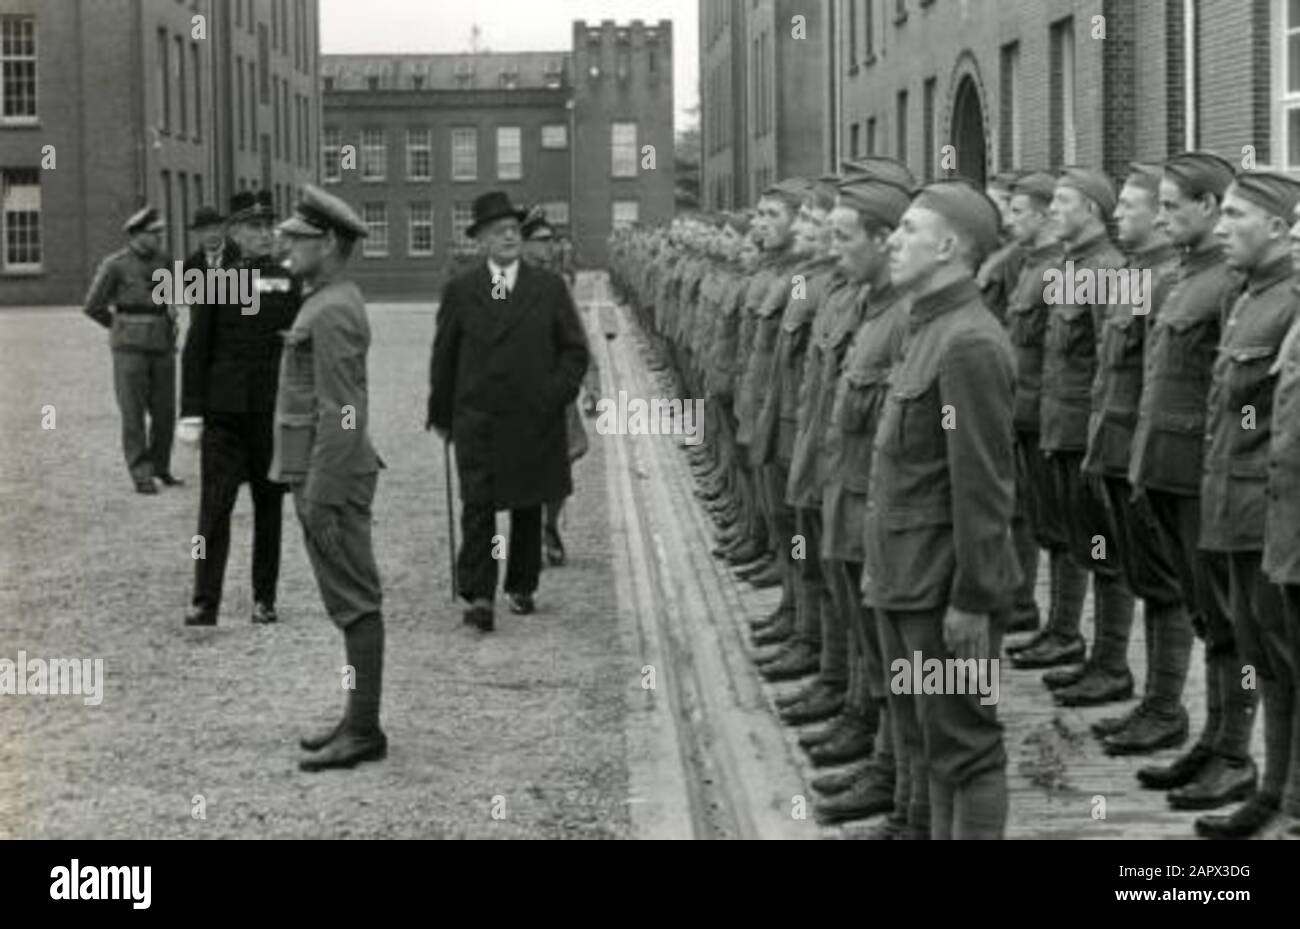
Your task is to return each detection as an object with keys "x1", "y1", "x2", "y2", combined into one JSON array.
[
  {"x1": 923, "y1": 76, "x2": 937, "y2": 181},
  {"x1": 272, "y1": 76, "x2": 280, "y2": 159},
  {"x1": 362, "y1": 203, "x2": 388, "y2": 257},
  {"x1": 451, "y1": 128, "x2": 478, "y2": 181},
  {"x1": 1, "y1": 169, "x2": 41, "y2": 271},
  {"x1": 611, "y1": 121, "x2": 638, "y2": 177},
  {"x1": 191, "y1": 42, "x2": 201, "y2": 141},
  {"x1": 850, "y1": 122, "x2": 861, "y2": 158},
  {"x1": 258, "y1": 24, "x2": 270, "y2": 104},
  {"x1": 896, "y1": 89, "x2": 908, "y2": 163},
  {"x1": 866, "y1": 117, "x2": 877, "y2": 155},
  {"x1": 541, "y1": 124, "x2": 568, "y2": 149},
  {"x1": 176, "y1": 36, "x2": 186, "y2": 136},
  {"x1": 282, "y1": 79, "x2": 290, "y2": 164},
  {"x1": 323, "y1": 127, "x2": 342, "y2": 183},
  {"x1": 407, "y1": 128, "x2": 432, "y2": 180},
  {"x1": 236, "y1": 55, "x2": 245, "y2": 149},
  {"x1": 1051, "y1": 17, "x2": 1077, "y2": 167},
  {"x1": 409, "y1": 202, "x2": 433, "y2": 256},
  {"x1": 160, "y1": 169, "x2": 174, "y2": 258},
  {"x1": 612, "y1": 200, "x2": 639, "y2": 228},
  {"x1": 497, "y1": 126, "x2": 522, "y2": 180},
  {"x1": 157, "y1": 29, "x2": 170, "y2": 131},
  {"x1": 250, "y1": 62, "x2": 258, "y2": 150},
  {"x1": 539, "y1": 201, "x2": 570, "y2": 227},
  {"x1": 452, "y1": 201, "x2": 475, "y2": 250},
  {"x1": 1000, "y1": 41, "x2": 1020, "y2": 169},
  {"x1": 179, "y1": 170, "x2": 189, "y2": 256},
  {"x1": 1285, "y1": 0, "x2": 1300, "y2": 169},
  {"x1": 361, "y1": 128, "x2": 386, "y2": 181}
]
